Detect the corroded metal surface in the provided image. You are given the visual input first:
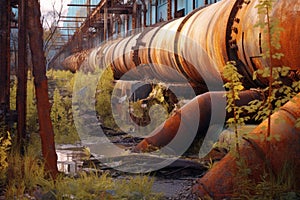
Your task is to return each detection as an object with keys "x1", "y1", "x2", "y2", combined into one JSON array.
[
  {"x1": 63, "y1": 0, "x2": 300, "y2": 89},
  {"x1": 62, "y1": 49, "x2": 92, "y2": 72},
  {"x1": 133, "y1": 90, "x2": 263, "y2": 154},
  {"x1": 192, "y1": 92, "x2": 300, "y2": 199},
  {"x1": 0, "y1": 0, "x2": 11, "y2": 123}
]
